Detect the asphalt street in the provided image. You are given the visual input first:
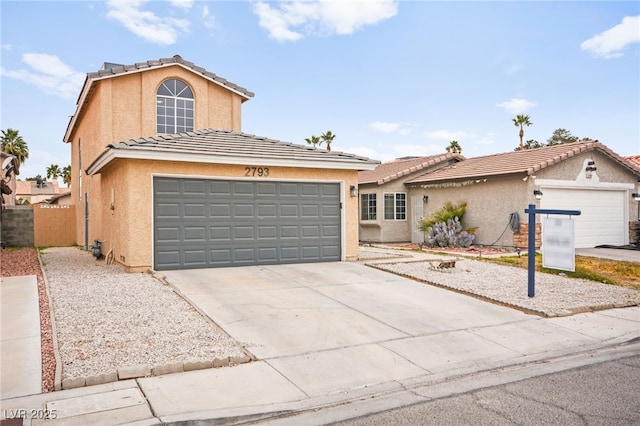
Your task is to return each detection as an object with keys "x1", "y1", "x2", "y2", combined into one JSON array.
[{"x1": 330, "y1": 354, "x2": 640, "y2": 426}]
